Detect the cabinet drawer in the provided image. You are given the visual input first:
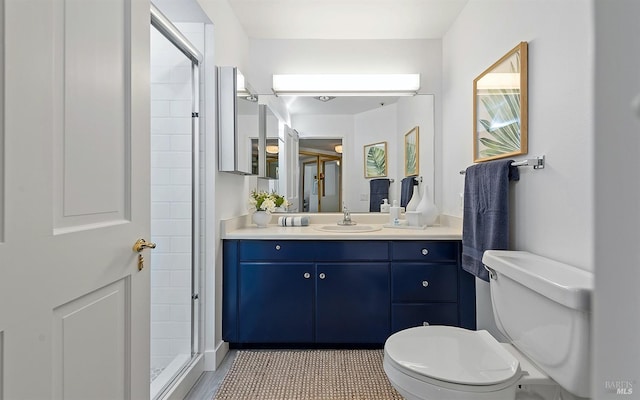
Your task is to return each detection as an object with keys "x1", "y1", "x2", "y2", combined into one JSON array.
[
  {"x1": 391, "y1": 263, "x2": 458, "y2": 302},
  {"x1": 391, "y1": 241, "x2": 458, "y2": 262},
  {"x1": 391, "y1": 304, "x2": 458, "y2": 333},
  {"x1": 239, "y1": 240, "x2": 316, "y2": 261},
  {"x1": 314, "y1": 241, "x2": 388, "y2": 261}
]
